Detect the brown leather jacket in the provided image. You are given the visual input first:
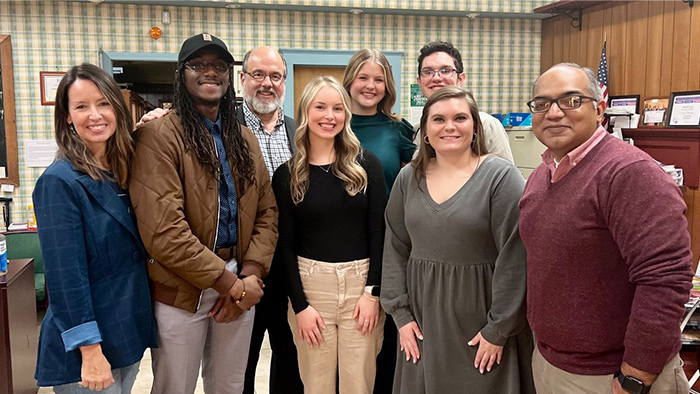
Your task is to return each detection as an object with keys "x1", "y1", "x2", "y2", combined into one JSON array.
[{"x1": 129, "y1": 111, "x2": 278, "y2": 313}]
